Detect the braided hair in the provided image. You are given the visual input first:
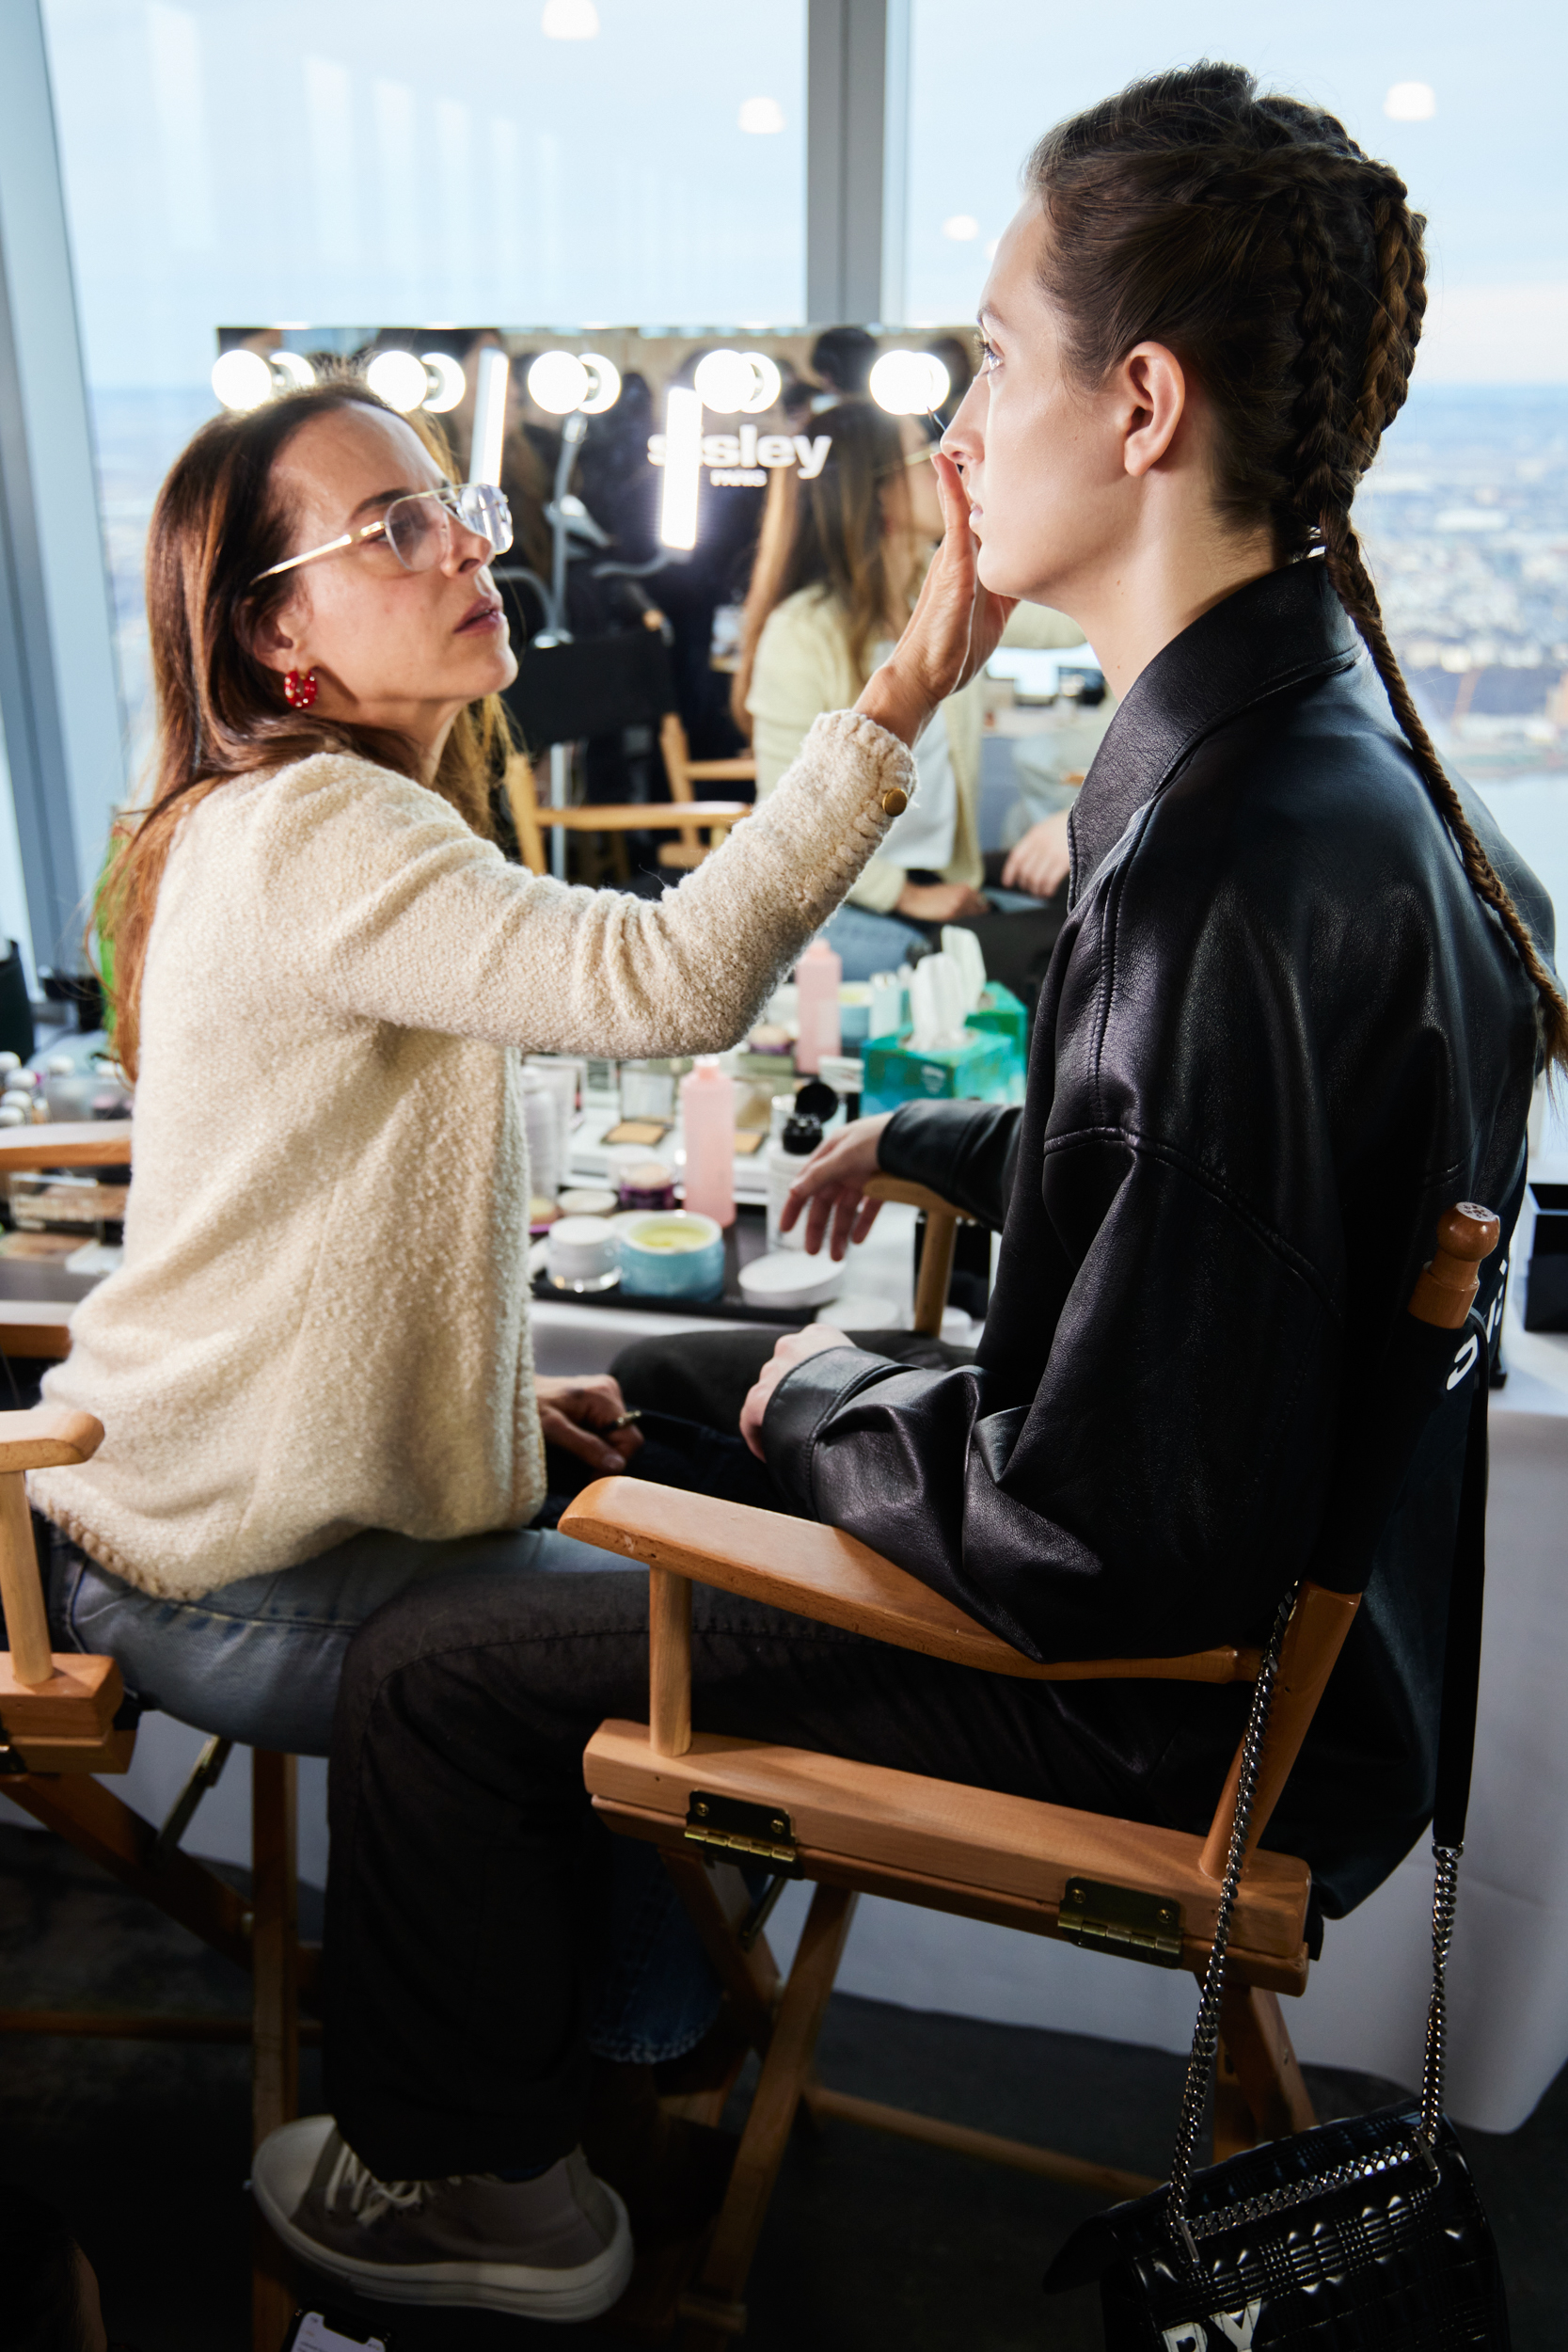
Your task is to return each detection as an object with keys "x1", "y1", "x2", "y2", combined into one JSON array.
[{"x1": 1026, "y1": 64, "x2": 1568, "y2": 1072}]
